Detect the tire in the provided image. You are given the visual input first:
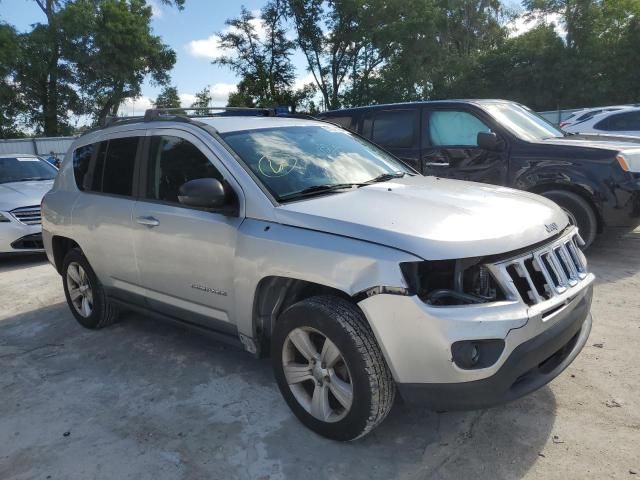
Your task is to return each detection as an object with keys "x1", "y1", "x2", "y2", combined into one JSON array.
[
  {"x1": 62, "y1": 248, "x2": 119, "y2": 329},
  {"x1": 542, "y1": 190, "x2": 597, "y2": 249},
  {"x1": 271, "y1": 295, "x2": 395, "y2": 441}
]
